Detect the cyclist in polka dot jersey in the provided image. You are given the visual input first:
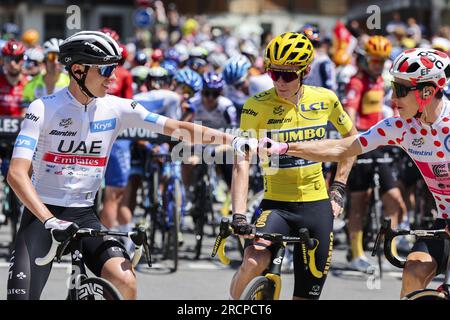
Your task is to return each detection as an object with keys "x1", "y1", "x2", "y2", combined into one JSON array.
[{"x1": 260, "y1": 48, "x2": 450, "y2": 298}]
